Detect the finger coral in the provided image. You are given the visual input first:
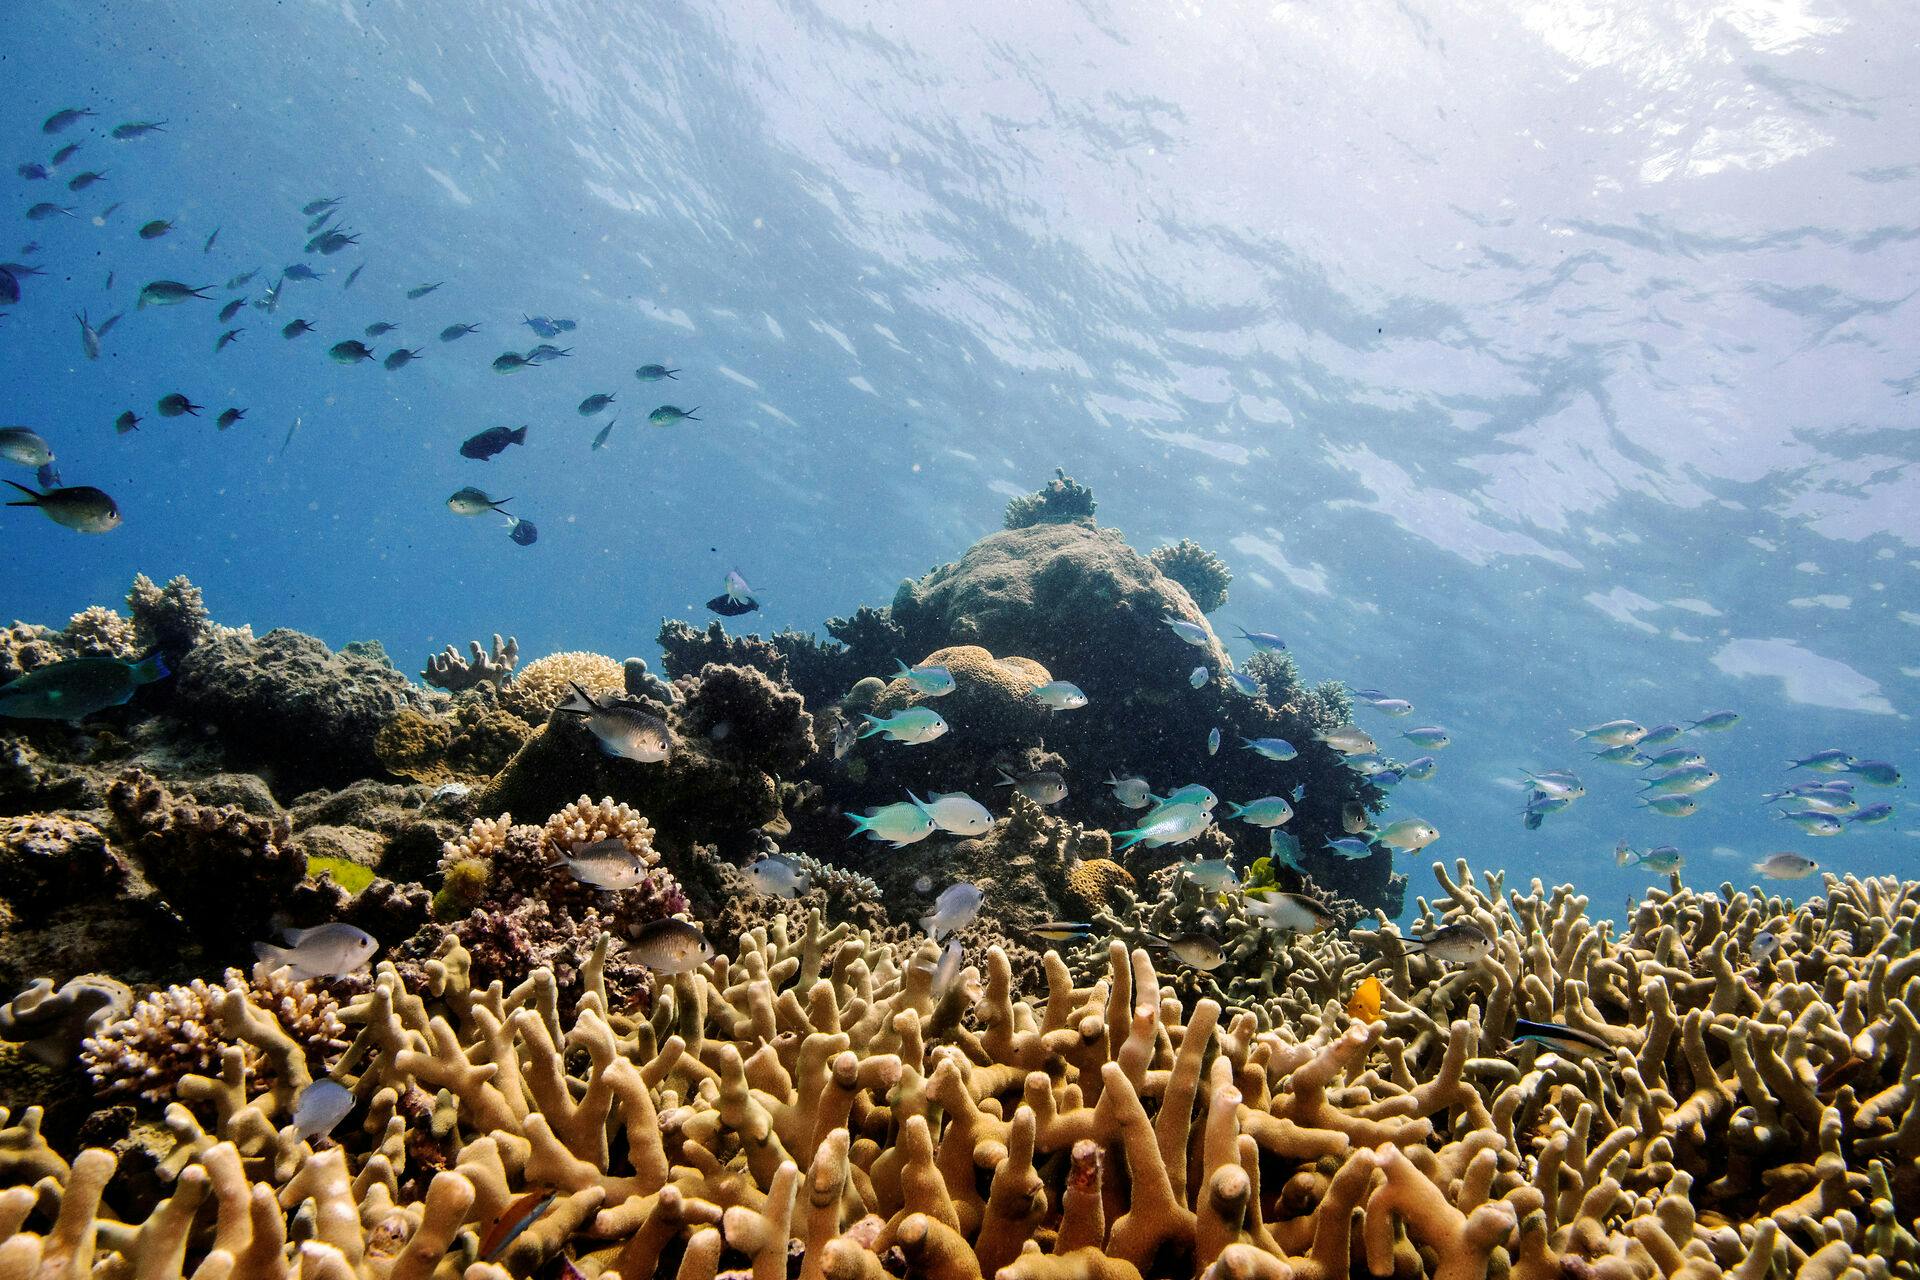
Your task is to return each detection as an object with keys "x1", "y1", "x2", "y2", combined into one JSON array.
[
  {"x1": 0, "y1": 858, "x2": 1913, "y2": 1280},
  {"x1": 421, "y1": 634, "x2": 518, "y2": 692}
]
